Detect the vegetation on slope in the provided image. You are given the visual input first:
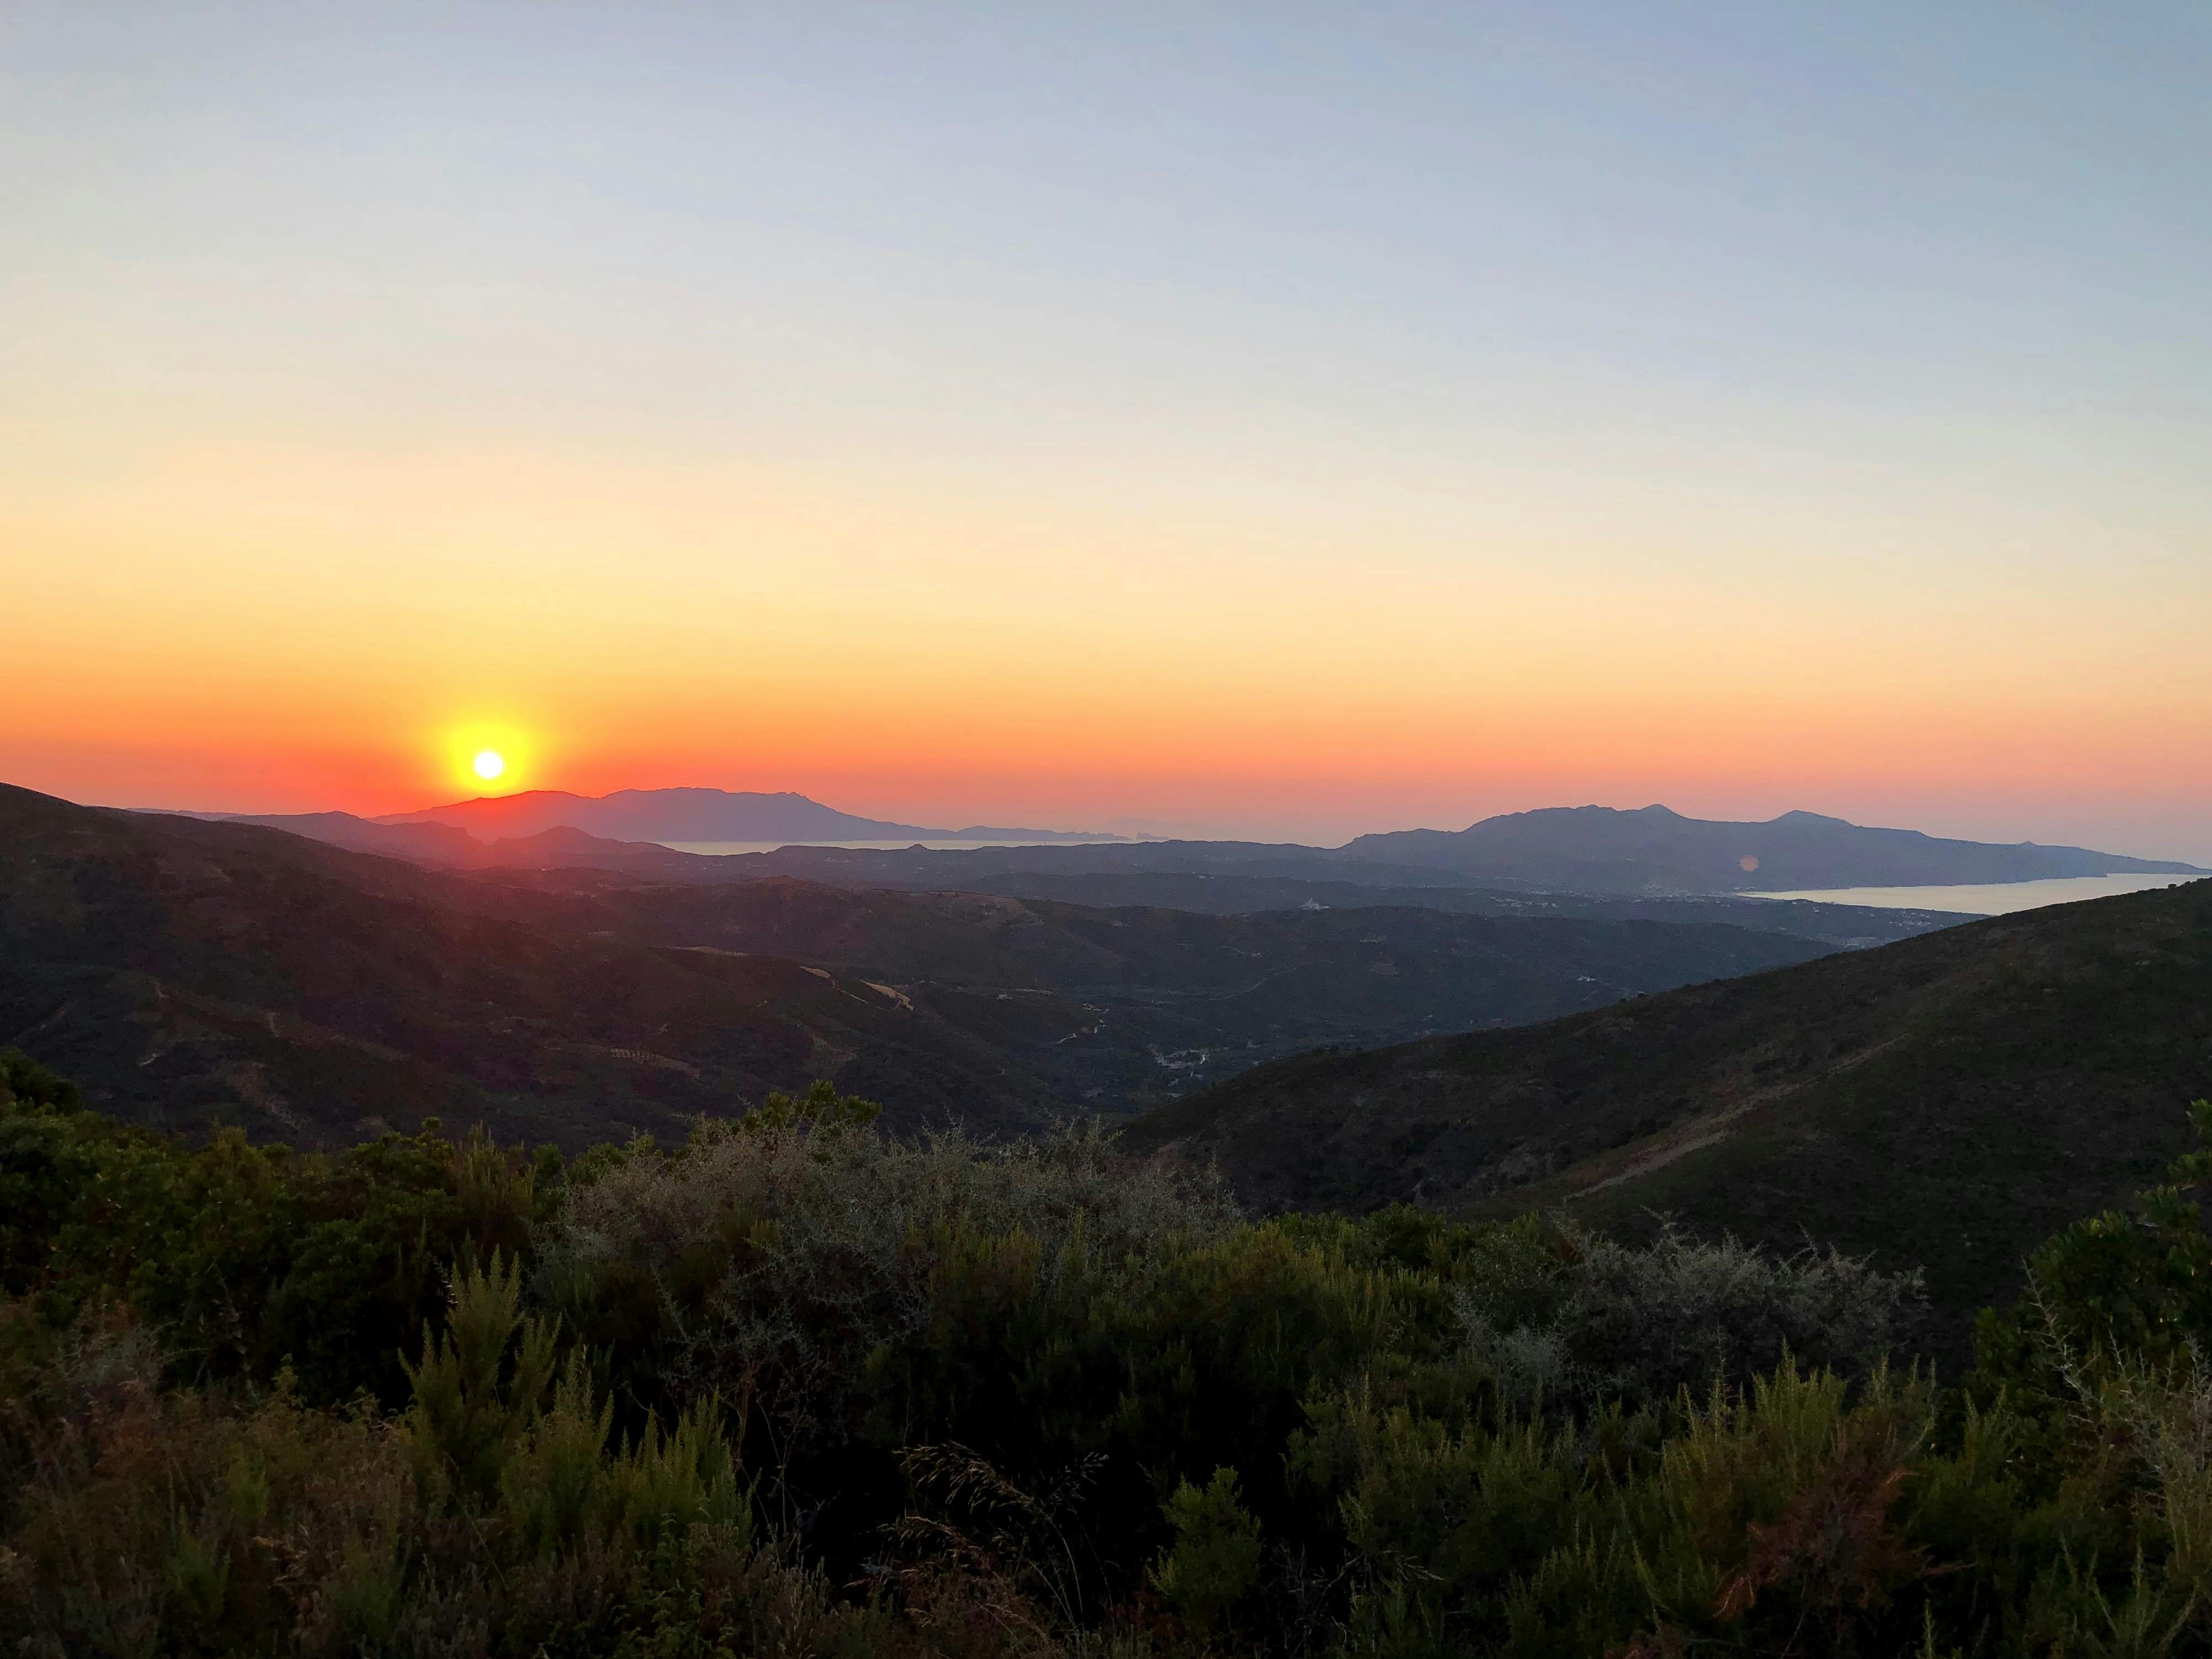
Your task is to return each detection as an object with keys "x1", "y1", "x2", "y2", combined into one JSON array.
[
  {"x1": 1123, "y1": 878, "x2": 2212, "y2": 1343},
  {"x1": 10, "y1": 1046, "x2": 2212, "y2": 1655}
]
